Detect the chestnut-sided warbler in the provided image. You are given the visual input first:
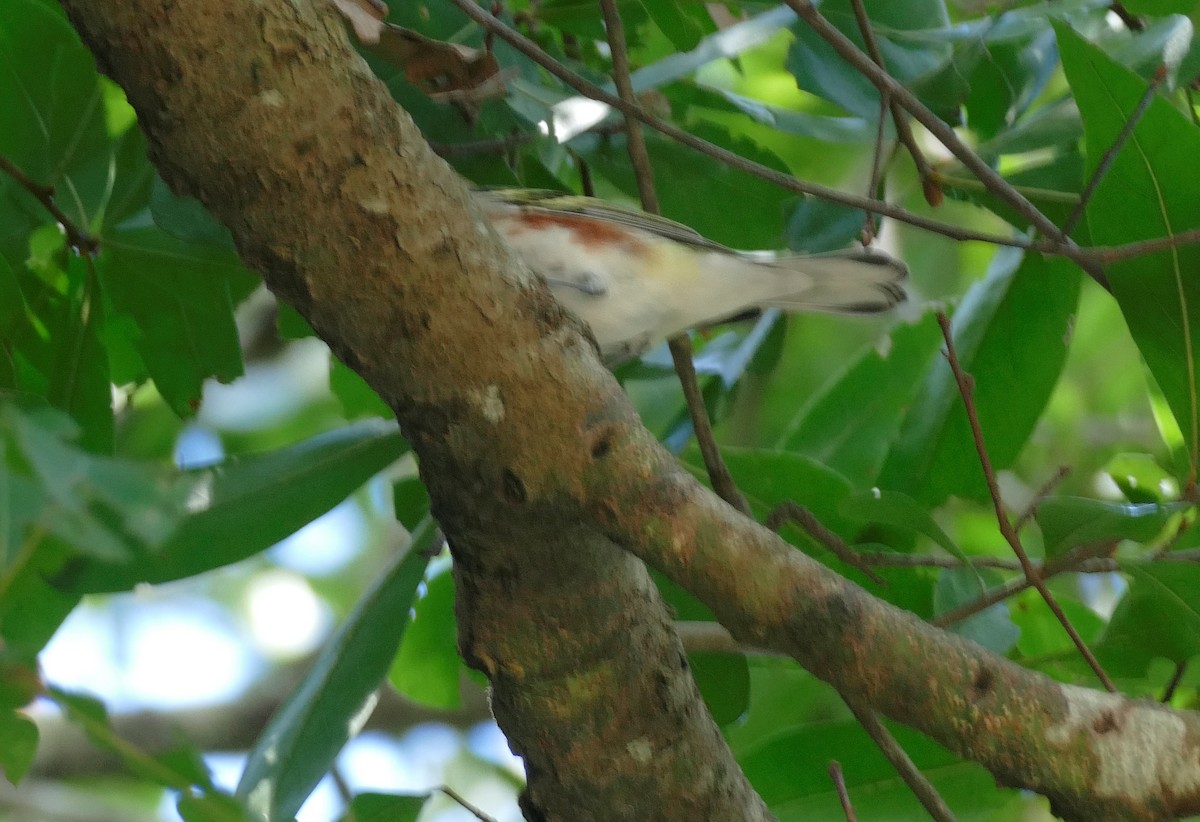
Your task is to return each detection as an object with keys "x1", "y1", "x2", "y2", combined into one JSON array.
[{"x1": 478, "y1": 189, "x2": 907, "y2": 360}]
